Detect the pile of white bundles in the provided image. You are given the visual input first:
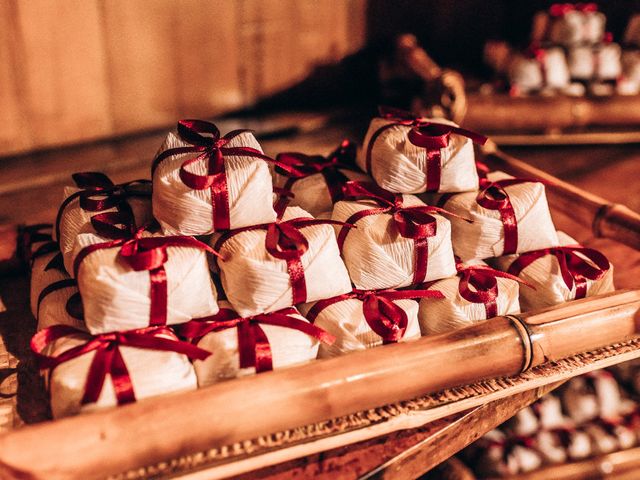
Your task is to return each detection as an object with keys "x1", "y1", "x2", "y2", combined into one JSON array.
[
  {"x1": 272, "y1": 140, "x2": 371, "y2": 218},
  {"x1": 211, "y1": 205, "x2": 352, "y2": 317},
  {"x1": 332, "y1": 182, "x2": 457, "y2": 290},
  {"x1": 178, "y1": 301, "x2": 330, "y2": 386},
  {"x1": 491, "y1": 231, "x2": 614, "y2": 311},
  {"x1": 621, "y1": 14, "x2": 640, "y2": 94},
  {"x1": 417, "y1": 259, "x2": 523, "y2": 335},
  {"x1": 151, "y1": 120, "x2": 277, "y2": 235},
  {"x1": 299, "y1": 288, "x2": 440, "y2": 357},
  {"x1": 436, "y1": 171, "x2": 559, "y2": 262},
  {"x1": 566, "y1": 43, "x2": 622, "y2": 84},
  {"x1": 508, "y1": 47, "x2": 571, "y2": 94},
  {"x1": 534, "y1": 3, "x2": 605, "y2": 47},
  {"x1": 357, "y1": 107, "x2": 486, "y2": 194},
  {"x1": 54, "y1": 172, "x2": 153, "y2": 276}
]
